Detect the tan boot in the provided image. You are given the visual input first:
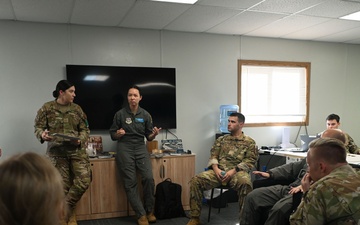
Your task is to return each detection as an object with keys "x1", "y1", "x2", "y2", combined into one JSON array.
[
  {"x1": 146, "y1": 212, "x2": 156, "y2": 223},
  {"x1": 59, "y1": 219, "x2": 68, "y2": 225},
  {"x1": 67, "y1": 211, "x2": 77, "y2": 225},
  {"x1": 138, "y1": 215, "x2": 149, "y2": 225},
  {"x1": 186, "y1": 217, "x2": 200, "y2": 225}
]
